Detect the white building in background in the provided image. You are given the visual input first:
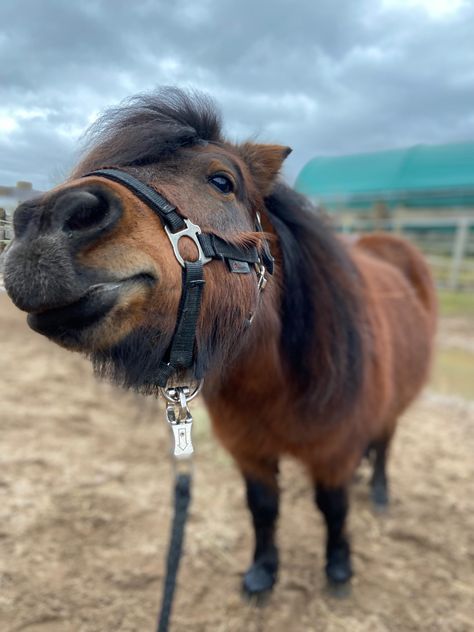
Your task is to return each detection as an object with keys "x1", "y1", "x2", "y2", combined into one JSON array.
[
  {"x1": 0, "y1": 181, "x2": 43, "y2": 245},
  {"x1": 0, "y1": 181, "x2": 43, "y2": 213}
]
